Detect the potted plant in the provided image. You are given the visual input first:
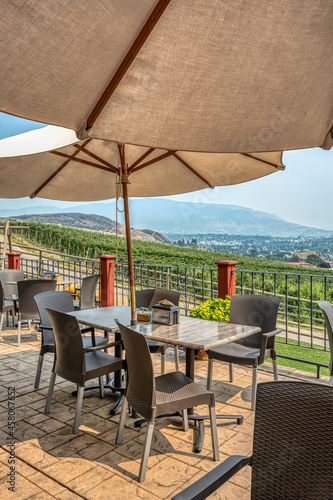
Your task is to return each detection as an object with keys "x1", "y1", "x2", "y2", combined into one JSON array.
[{"x1": 190, "y1": 297, "x2": 231, "y2": 360}]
